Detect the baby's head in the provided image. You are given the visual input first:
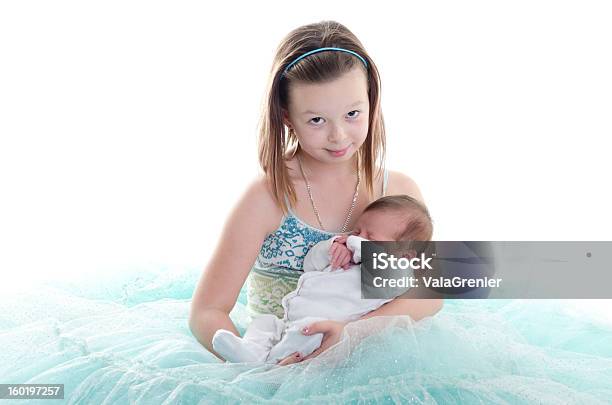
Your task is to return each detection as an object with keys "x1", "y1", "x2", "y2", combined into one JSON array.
[{"x1": 351, "y1": 195, "x2": 433, "y2": 242}]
